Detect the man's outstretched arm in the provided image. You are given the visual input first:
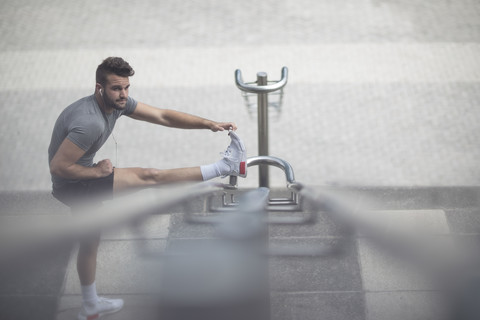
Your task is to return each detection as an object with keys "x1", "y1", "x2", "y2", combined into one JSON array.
[{"x1": 128, "y1": 102, "x2": 237, "y2": 131}]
